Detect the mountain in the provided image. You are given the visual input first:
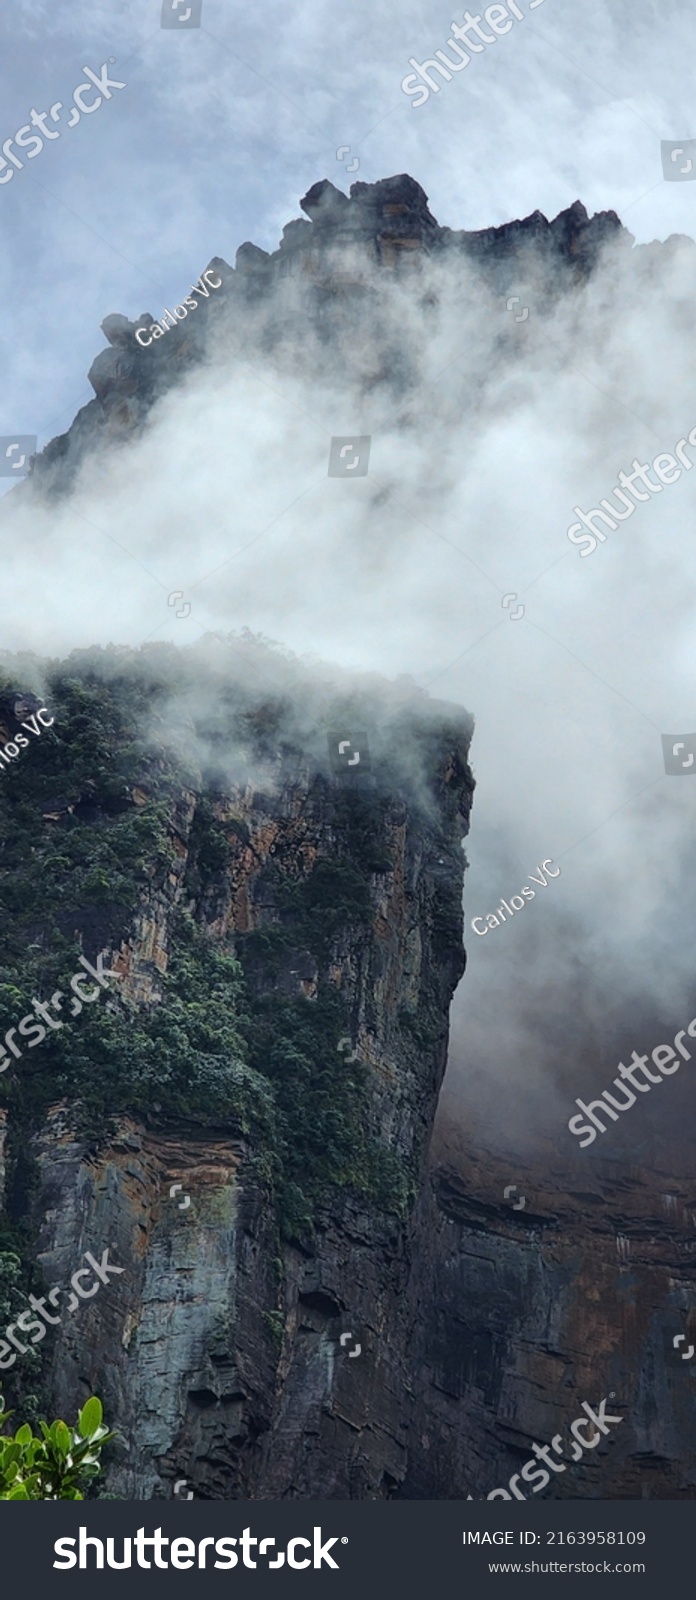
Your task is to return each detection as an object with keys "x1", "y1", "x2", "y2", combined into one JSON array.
[
  {"x1": 1, "y1": 177, "x2": 693, "y2": 1500},
  {"x1": 19, "y1": 173, "x2": 632, "y2": 500}
]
